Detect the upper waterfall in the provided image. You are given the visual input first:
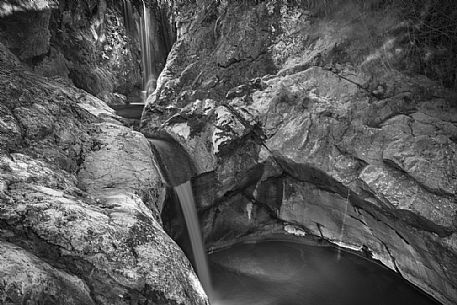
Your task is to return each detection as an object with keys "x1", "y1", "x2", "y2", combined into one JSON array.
[
  {"x1": 122, "y1": 0, "x2": 159, "y2": 102},
  {"x1": 139, "y1": 1, "x2": 156, "y2": 99}
]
